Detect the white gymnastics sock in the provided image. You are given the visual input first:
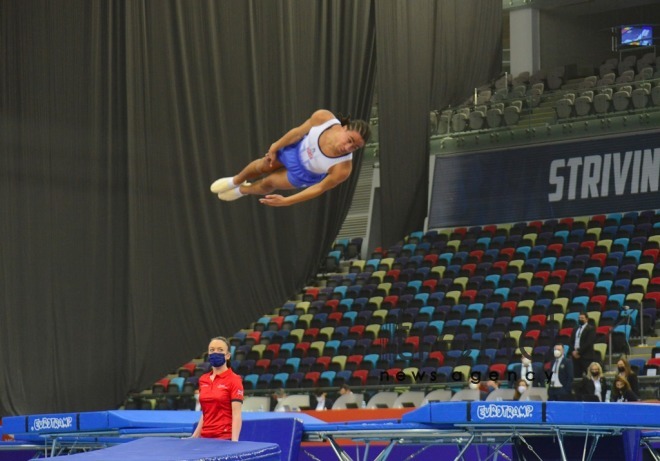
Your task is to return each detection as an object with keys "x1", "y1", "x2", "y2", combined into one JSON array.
[
  {"x1": 210, "y1": 177, "x2": 238, "y2": 194},
  {"x1": 218, "y1": 186, "x2": 246, "y2": 201}
]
